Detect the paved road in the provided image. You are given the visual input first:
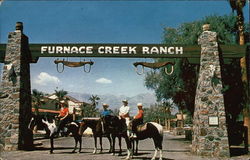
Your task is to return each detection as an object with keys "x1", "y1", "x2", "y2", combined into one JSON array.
[{"x1": 1, "y1": 132, "x2": 250, "y2": 160}]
